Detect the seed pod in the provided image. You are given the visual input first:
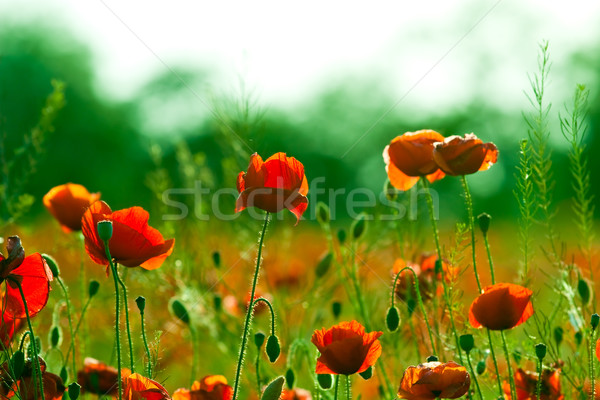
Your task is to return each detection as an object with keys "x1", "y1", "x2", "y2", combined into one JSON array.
[
  {"x1": 42, "y1": 254, "x2": 60, "y2": 278},
  {"x1": 535, "y1": 343, "x2": 547, "y2": 360},
  {"x1": 254, "y1": 332, "x2": 266, "y2": 349},
  {"x1": 459, "y1": 334, "x2": 474, "y2": 353},
  {"x1": 169, "y1": 299, "x2": 190, "y2": 324},
  {"x1": 88, "y1": 280, "x2": 100, "y2": 297},
  {"x1": 285, "y1": 368, "x2": 295, "y2": 389},
  {"x1": 266, "y1": 335, "x2": 281, "y2": 363},
  {"x1": 386, "y1": 306, "x2": 400, "y2": 332},
  {"x1": 97, "y1": 220, "x2": 113, "y2": 241},
  {"x1": 426, "y1": 355, "x2": 438, "y2": 362},
  {"x1": 317, "y1": 374, "x2": 333, "y2": 390},
  {"x1": 315, "y1": 252, "x2": 333, "y2": 278},
  {"x1": 135, "y1": 296, "x2": 146, "y2": 313},
  {"x1": 477, "y1": 213, "x2": 491, "y2": 235},
  {"x1": 359, "y1": 366, "x2": 373, "y2": 380}
]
